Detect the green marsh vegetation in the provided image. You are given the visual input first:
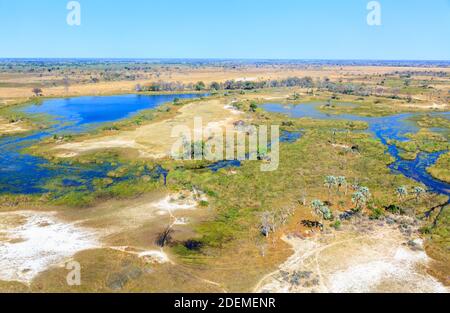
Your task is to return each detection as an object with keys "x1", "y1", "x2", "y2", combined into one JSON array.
[
  {"x1": 389, "y1": 129, "x2": 449, "y2": 161},
  {"x1": 384, "y1": 114, "x2": 450, "y2": 188},
  {"x1": 47, "y1": 152, "x2": 168, "y2": 208},
  {"x1": 0, "y1": 151, "x2": 168, "y2": 210},
  {"x1": 318, "y1": 95, "x2": 438, "y2": 117},
  {"x1": 162, "y1": 110, "x2": 447, "y2": 282},
  {"x1": 0, "y1": 86, "x2": 448, "y2": 291},
  {"x1": 0, "y1": 100, "x2": 55, "y2": 134},
  {"x1": 8, "y1": 93, "x2": 447, "y2": 240},
  {"x1": 427, "y1": 152, "x2": 450, "y2": 183},
  {"x1": 413, "y1": 115, "x2": 450, "y2": 129}
]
